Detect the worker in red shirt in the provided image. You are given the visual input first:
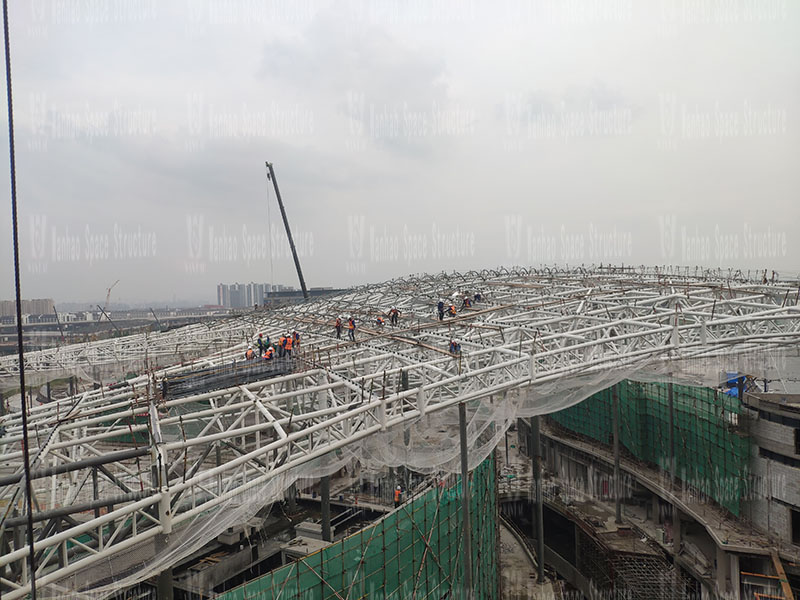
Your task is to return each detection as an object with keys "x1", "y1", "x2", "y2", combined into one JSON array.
[{"x1": 335, "y1": 317, "x2": 342, "y2": 339}]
